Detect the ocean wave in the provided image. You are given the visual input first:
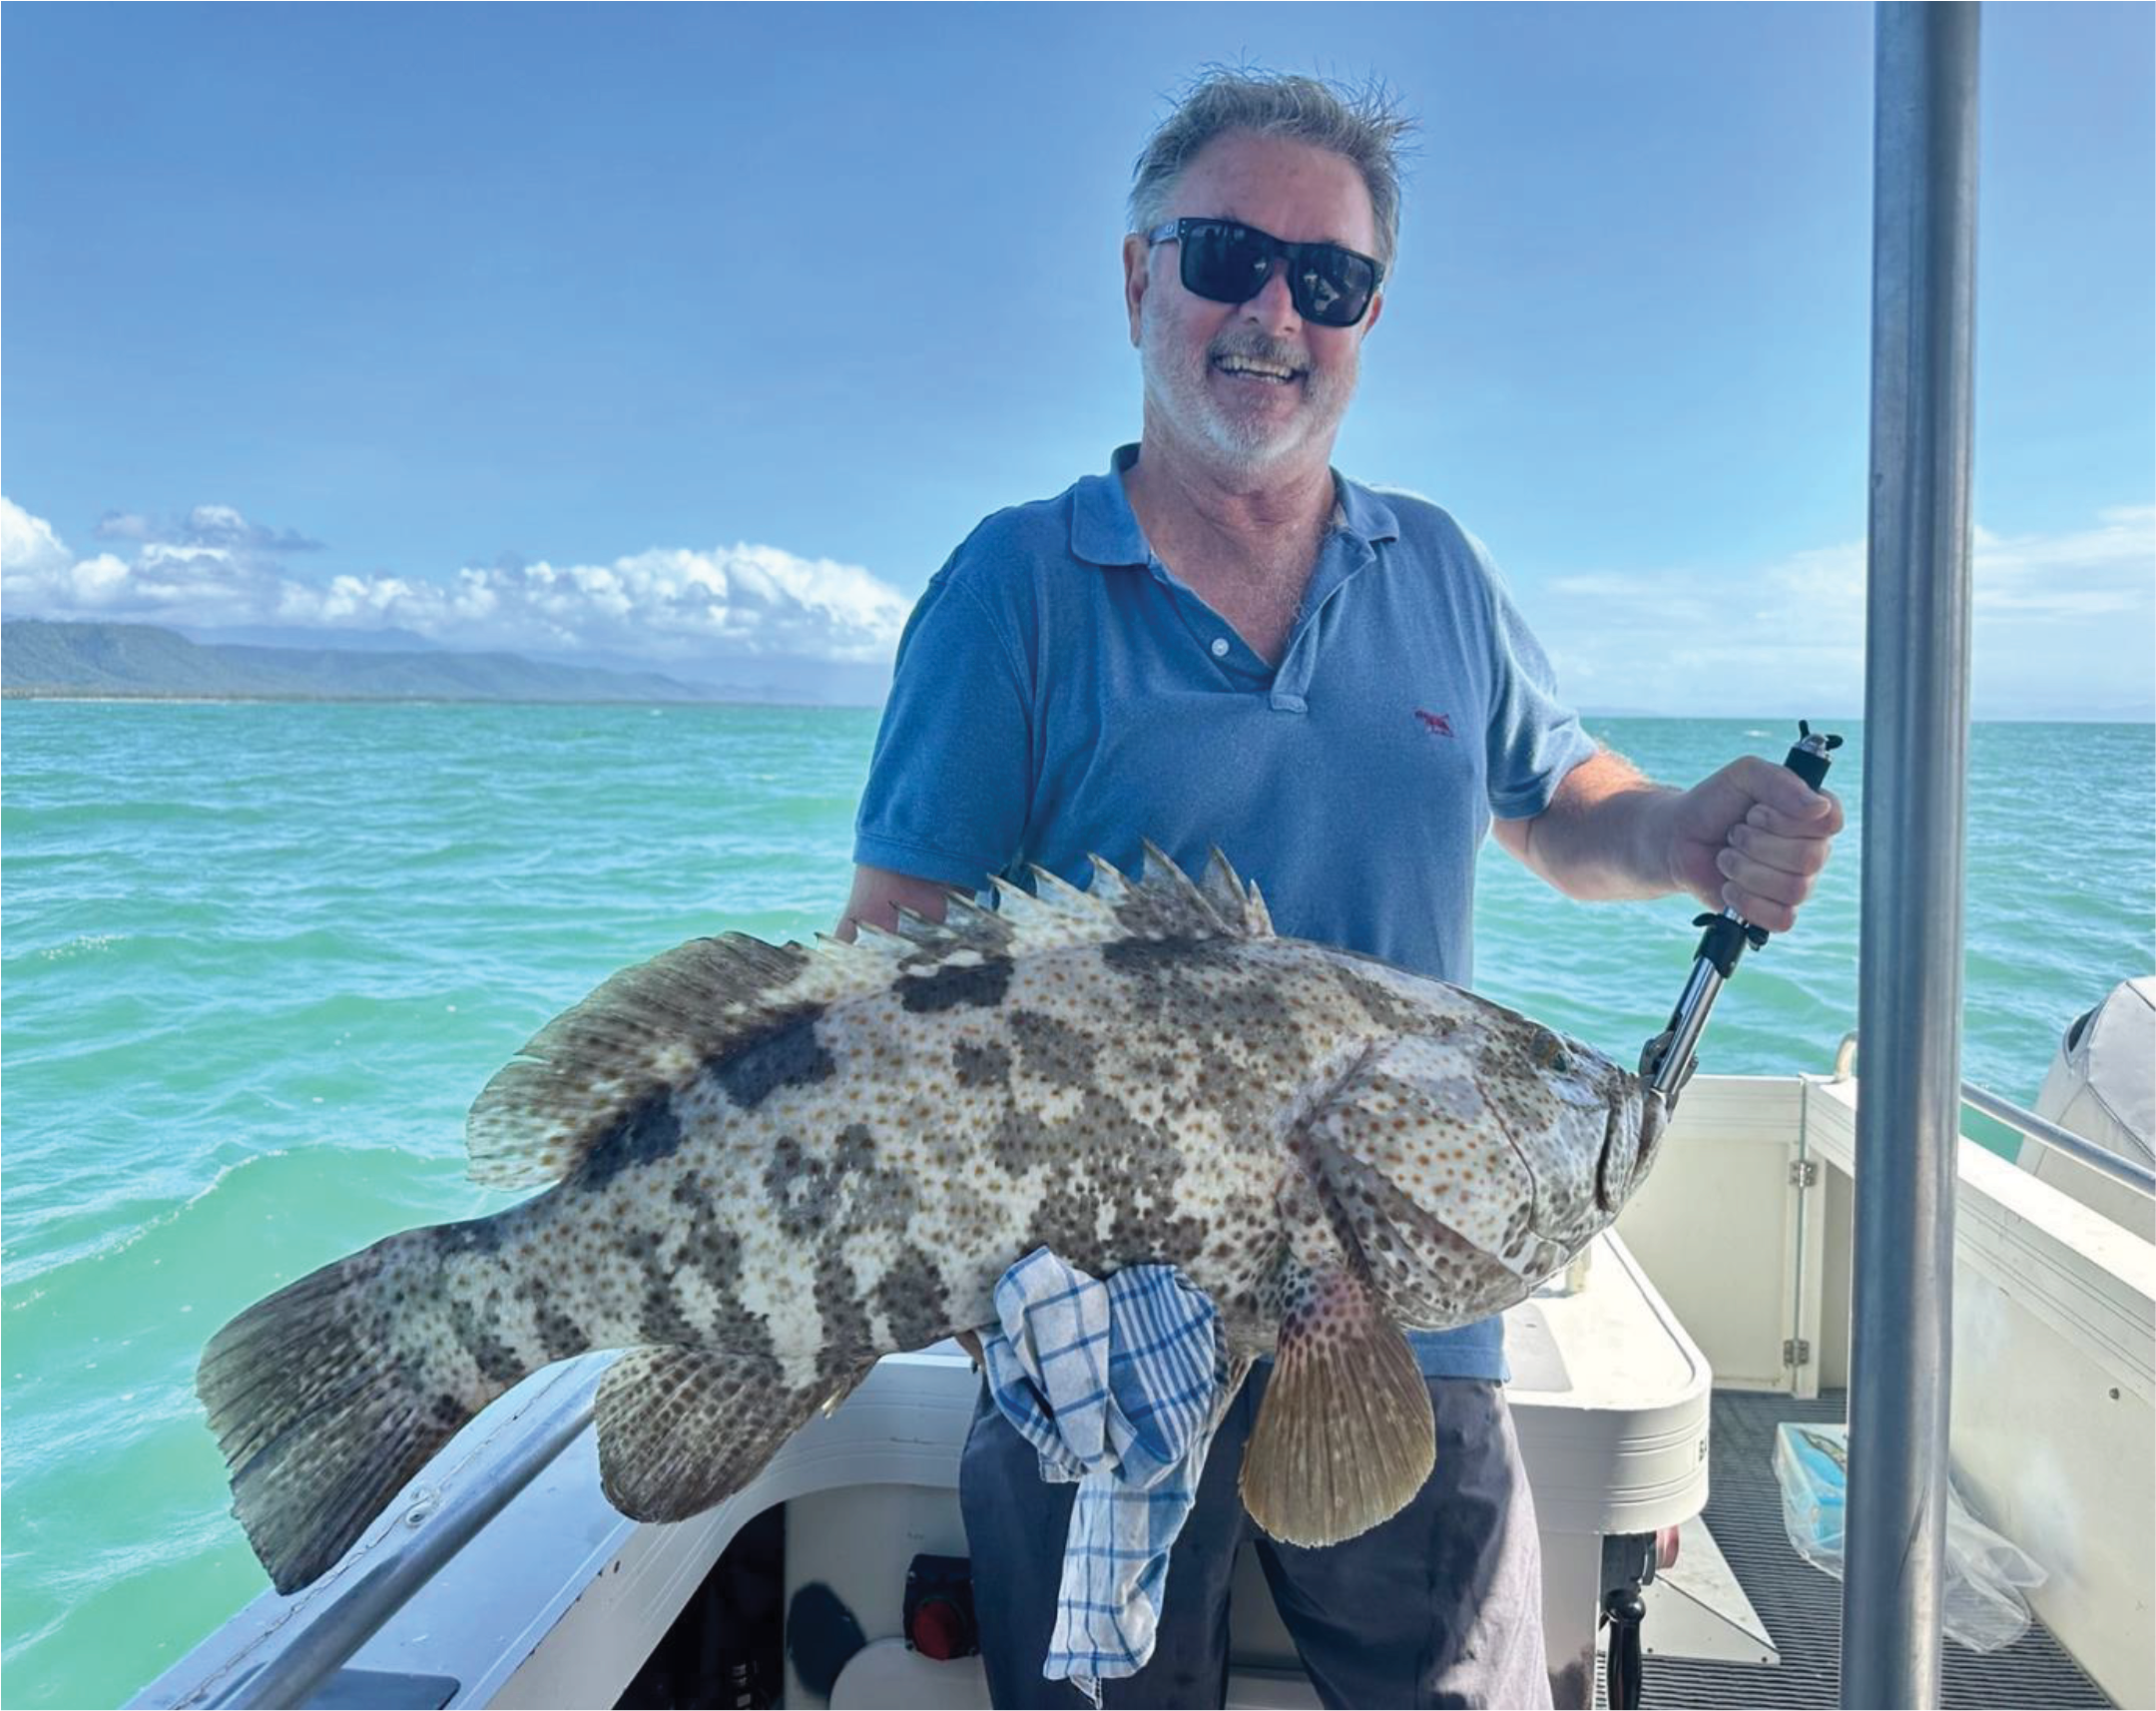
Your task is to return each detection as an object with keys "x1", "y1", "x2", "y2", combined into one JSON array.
[
  {"x1": 2, "y1": 1140, "x2": 484, "y2": 1303},
  {"x1": 30, "y1": 932, "x2": 127, "y2": 962}
]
